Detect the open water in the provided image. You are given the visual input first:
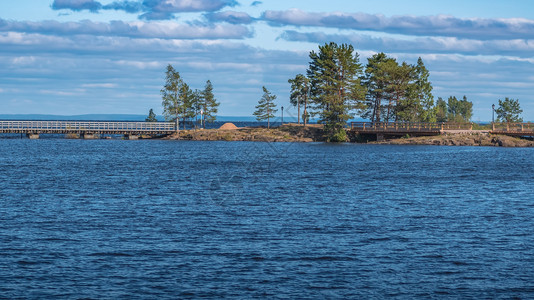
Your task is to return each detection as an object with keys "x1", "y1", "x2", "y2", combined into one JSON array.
[{"x1": 1, "y1": 139, "x2": 534, "y2": 299}]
